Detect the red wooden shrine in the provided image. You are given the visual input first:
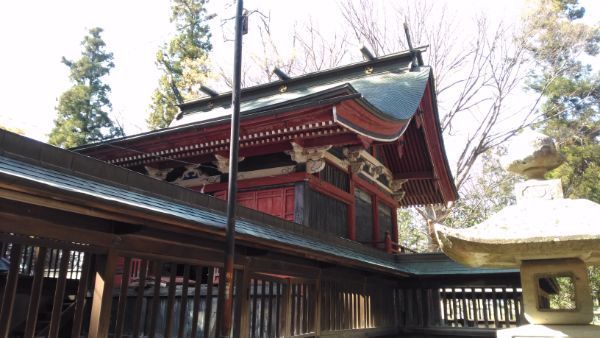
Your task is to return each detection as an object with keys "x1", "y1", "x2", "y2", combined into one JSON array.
[{"x1": 76, "y1": 49, "x2": 458, "y2": 254}]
